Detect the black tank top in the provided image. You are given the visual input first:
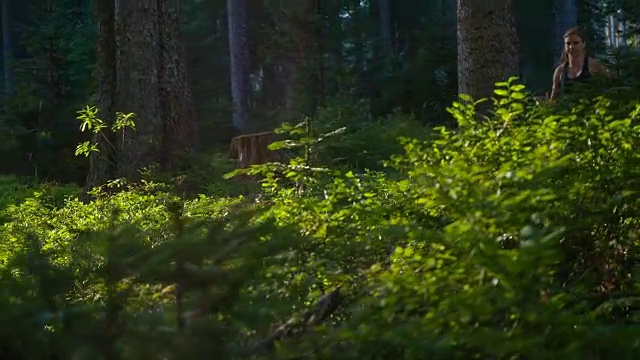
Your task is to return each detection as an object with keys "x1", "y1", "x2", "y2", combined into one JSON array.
[{"x1": 561, "y1": 56, "x2": 591, "y2": 90}]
